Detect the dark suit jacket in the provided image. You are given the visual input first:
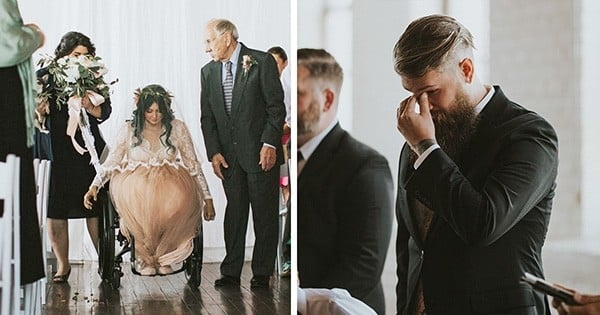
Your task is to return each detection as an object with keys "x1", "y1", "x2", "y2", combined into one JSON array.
[
  {"x1": 299, "y1": 124, "x2": 394, "y2": 315},
  {"x1": 200, "y1": 43, "x2": 285, "y2": 173},
  {"x1": 395, "y1": 86, "x2": 558, "y2": 315}
]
